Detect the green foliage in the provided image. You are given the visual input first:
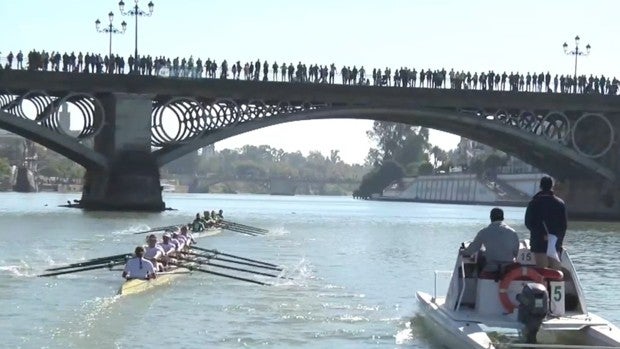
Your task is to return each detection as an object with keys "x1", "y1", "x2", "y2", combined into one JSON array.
[
  {"x1": 0, "y1": 157, "x2": 11, "y2": 190},
  {"x1": 354, "y1": 160, "x2": 405, "y2": 198},
  {"x1": 38, "y1": 149, "x2": 85, "y2": 178},
  {"x1": 167, "y1": 145, "x2": 369, "y2": 195},
  {"x1": 358, "y1": 121, "x2": 433, "y2": 197},
  {"x1": 418, "y1": 162, "x2": 435, "y2": 175}
]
